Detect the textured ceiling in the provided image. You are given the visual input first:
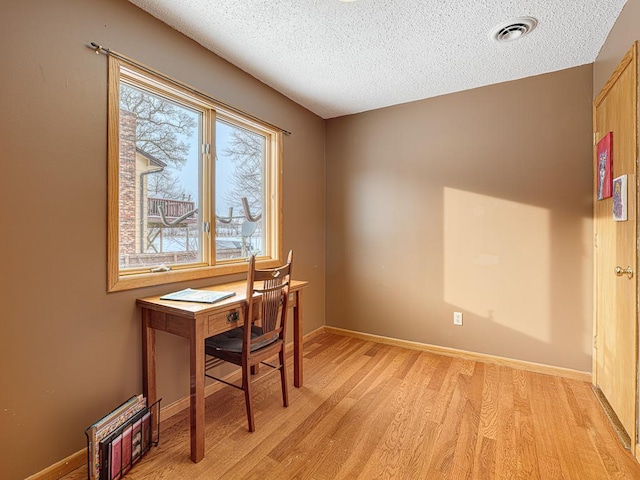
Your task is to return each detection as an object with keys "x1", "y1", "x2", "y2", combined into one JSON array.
[{"x1": 128, "y1": 0, "x2": 626, "y2": 119}]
